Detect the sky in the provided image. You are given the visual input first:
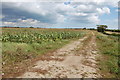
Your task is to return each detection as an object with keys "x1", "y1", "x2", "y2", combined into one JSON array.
[{"x1": 0, "y1": 0, "x2": 119, "y2": 29}]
